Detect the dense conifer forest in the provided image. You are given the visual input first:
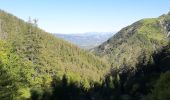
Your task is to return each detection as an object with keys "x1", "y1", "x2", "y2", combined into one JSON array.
[{"x1": 0, "y1": 10, "x2": 170, "y2": 100}]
